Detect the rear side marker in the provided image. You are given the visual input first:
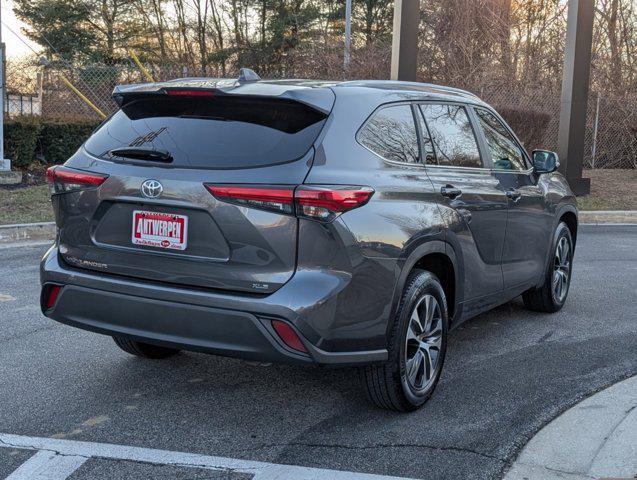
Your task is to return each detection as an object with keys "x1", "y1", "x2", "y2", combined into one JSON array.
[{"x1": 205, "y1": 184, "x2": 374, "y2": 221}]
